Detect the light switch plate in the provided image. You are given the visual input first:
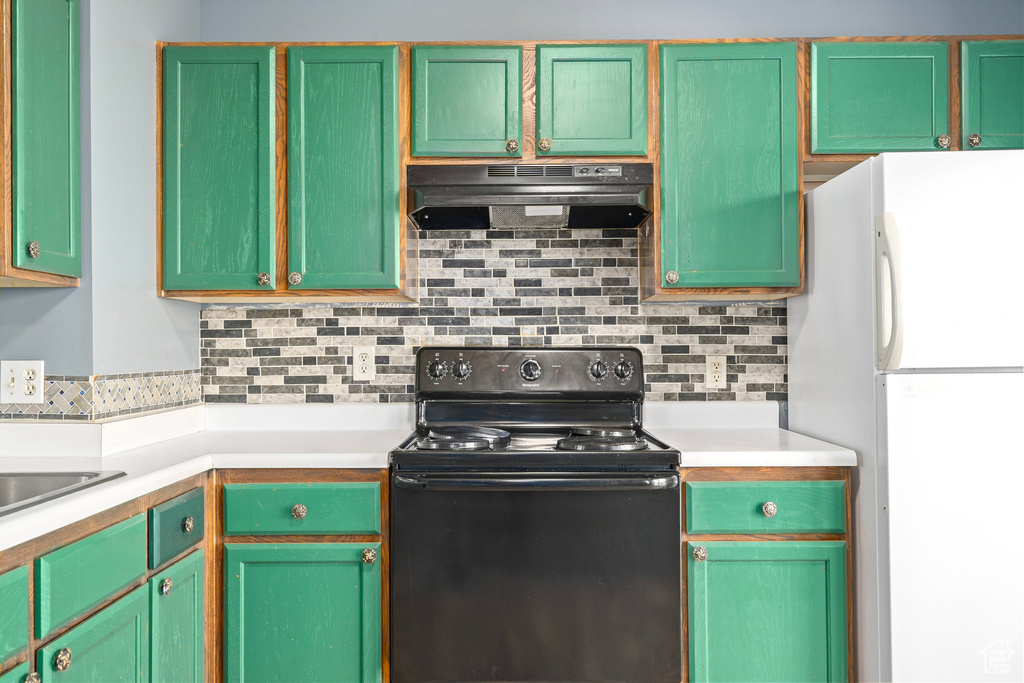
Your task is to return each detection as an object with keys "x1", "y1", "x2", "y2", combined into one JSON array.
[
  {"x1": 353, "y1": 347, "x2": 375, "y2": 381},
  {"x1": 1, "y1": 360, "x2": 45, "y2": 404}
]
